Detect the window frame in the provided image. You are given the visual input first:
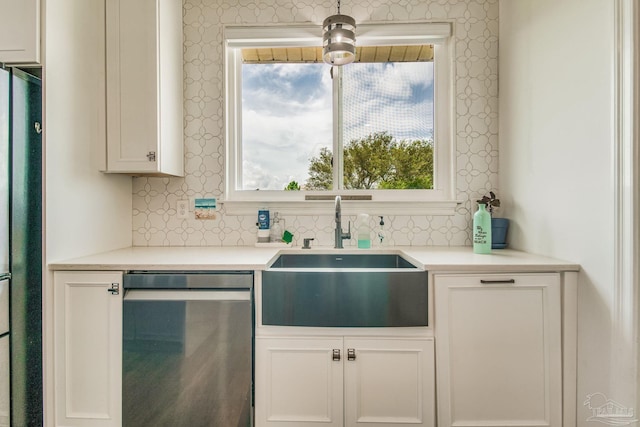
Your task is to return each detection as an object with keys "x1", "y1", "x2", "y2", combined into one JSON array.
[{"x1": 223, "y1": 22, "x2": 457, "y2": 215}]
